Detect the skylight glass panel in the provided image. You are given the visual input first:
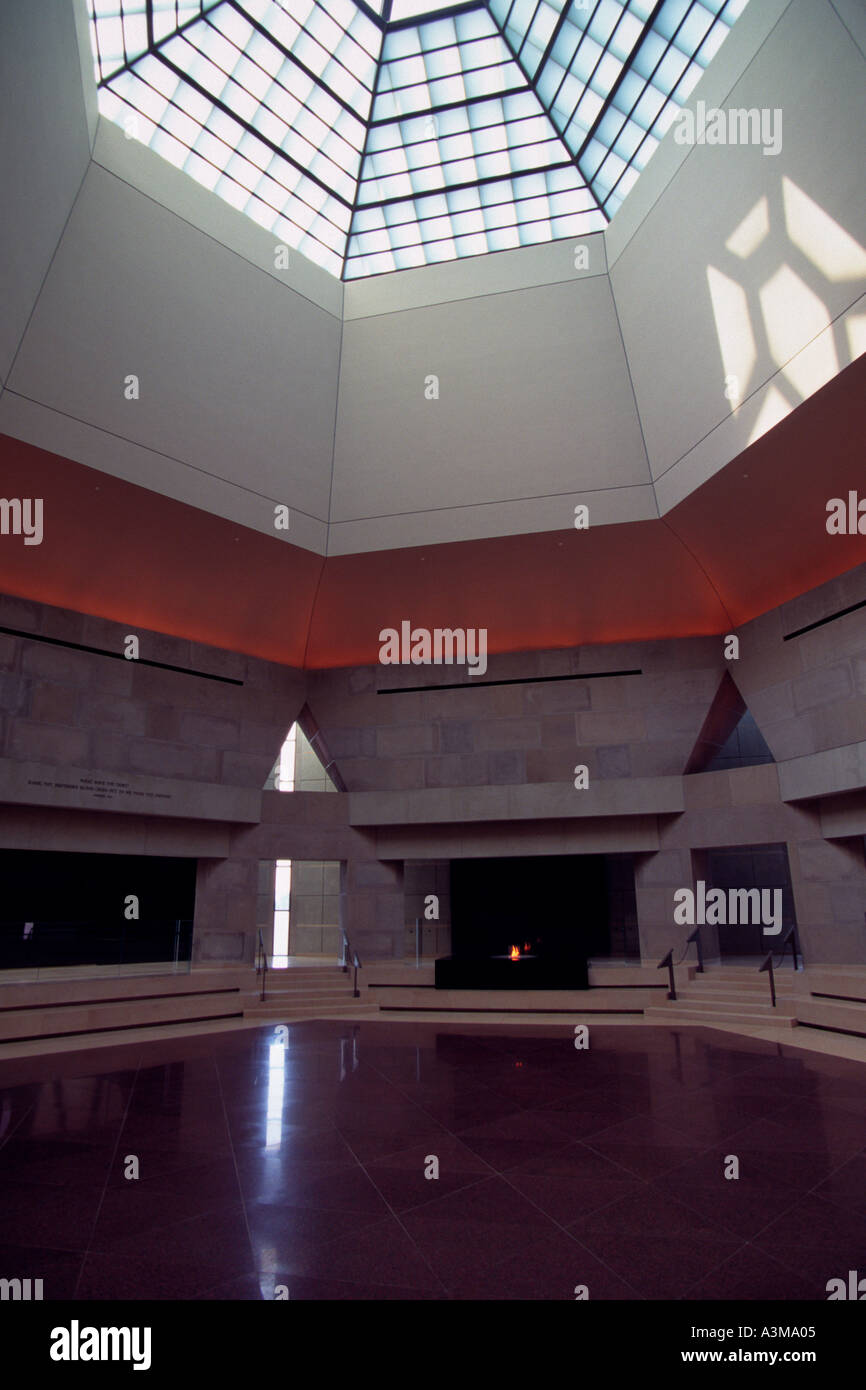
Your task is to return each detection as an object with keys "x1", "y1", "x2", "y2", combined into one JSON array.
[
  {"x1": 90, "y1": 0, "x2": 749, "y2": 279},
  {"x1": 374, "y1": 15, "x2": 523, "y2": 123},
  {"x1": 525, "y1": 0, "x2": 747, "y2": 213},
  {"x1": 524, "y1": 2, "x2": 560, "y2": 63},
  {"x1": 90, "y1": 1, "x2": 158, "y2": 81},
  {"x1": 346, "y1": 160, "x2": 602, "y2": 276},
  {"x1": 589, "y1": 0, "x2": 626, "y2": 48},
  {"x1": 359, "y1": 90, "x2": 570, "y2": 207},
  {"x1": 389, "y1": 0, "x2": 465, "y2": 21},
  {"x1": 696, "y1": 14, "x2": 731, "y2": 63},
  {"x1": 153, "y1": 2, "x2": 204, "y2": 42},
  {"x1": 654, "y1": 0, "x2": 692, "y2": 42}
]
